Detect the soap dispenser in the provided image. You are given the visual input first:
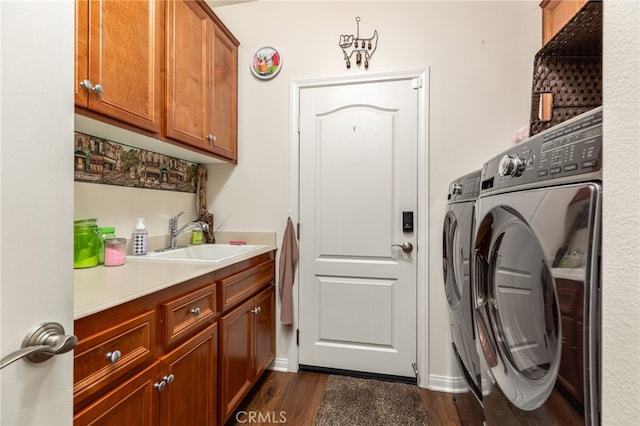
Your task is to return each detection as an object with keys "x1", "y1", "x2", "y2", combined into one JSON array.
[{"x1": 131, "y1": 218, "x2": 148, "y2": 255}]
